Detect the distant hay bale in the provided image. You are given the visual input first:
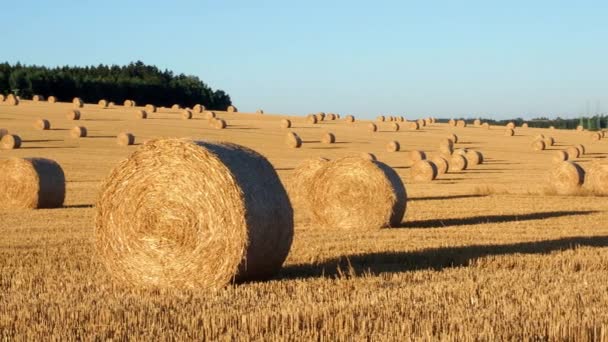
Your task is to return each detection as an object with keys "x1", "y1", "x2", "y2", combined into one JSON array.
[
  {"x1": 360, "y1": 152, "x2": 377, "y2": 161},
  {"x1": 456, "y1": 120, "x2": 466, "y2": 128},
  {"x1": 181, "y1": 110, "x2": 193, "y2": 120},
  {"x1": 34, "y1": 119, "x2": 51, "y2": 130},
  {"x1": 409, "y1": 121, "x2": 420, "y2": 130},
  {"x1": 227, "y1": 105, "x2": 238, "y2": 113},
  {"x1": 108, "y1": 101, "x2": 115, "y2": 107},
  {"x1": 6, "y1": 94, "x2": 19, "y2": 106},
  {"x1": 399, "y1": 116, "x2": 405, "y2": 122},
  {"x1": 213, "y1": 118, "x2": 227, "y2": 129},
  {"x1": 33, "y1": 95, "x2": 44, "y2": 102},
  {"x1": 535, "y1": 134, "x2": 546, "y2": 140},
  {"x1": 135, "y1": 110, "x2": 147, "y2": 119},
  {"x1": 532, "y1": 139, "x2": 546, "y2": 151},
  {"x1": 70, "y1": 126, "x2": 87, "y2": 138},
  {"x1": 576, "y1": 144, "x2": 586, "y2": 156},
  {"x1": 73, "y1": 97, "x2": 84, "y2": 108},
  {"x1": 448, "y1": 119, "x2": 456, "y2": 126},
  {"x1": 321, "y1": 132, "x2": 336, "y2": 144},
  {"x1": 193, "y1": 104, "x2": 204, "y2": 113},
  {"x1": 326, "y1": 113, "x2": 336, "y2": 120},
  {"x1": 315, "y1": 113, "x2": 324, "y2": 121},
  {"x1": 0, "y1": 134, "x2": 21, "y2": 150},
  {"x1": 309, "y1": 156, "x2": 407, "y2": 230},
  {"x1": 505, "y1": 128, "x2": 515, "y2": 136},
  {"x1": 431, "y1": 156, "x2": 449, "y2": 174},
  {"x1": 123, "y1": 100, "x2": 133, "y2": 107},
  {"x1": 0, "y1": 158, "x2": 65, "y2": 209},
  {"x1": 506, "y1": 122, "x2": 515, "y2": 129},
  {"x1": 345, "y1": 115, "x2": 355, "y2": 123},
  {"x1": 170, "y1": 104, "x2": 180, "y2": 111},
  {"x1": 377, "y1": 115, "x2": 386, "y2": 122},
  {"x1": 281, "y1": 119, "x2": 292, "y2": 128},
  {"x1": 482, "y1": 122, "x2": 490, "y2": 129},
  {"x1": 550, "y1": 161, "x2": 585, "y2": 195},
  {"x1": 388, "y1": 116, "x2": 394, "y2": 122},
  {"x1": 0, "y1": 94, "x2": 4, "y2": 102},
  {"x1": 549, "y1": 126, "x2": 555, "y2": 130},
  {"x1": 117, "y1": 132, "x2": 135, "y2": 146},
  {"x1": 576, "y1": 125, "x2": 584, "y2": 131},
  {"x1": 591, "y1": 132, "x2": 602, "y2": 141},
  {"x1": 449, "y1": 154, "x2": 468, "y2": 171},
  {"x1": 411, "y1": 160, "x2": 437, "y2": 182},
  {"x1": 473, "y1": 119, "x2": 481, "y2": 126},
  {"x1": 204, "y1": 111, "x2": 216, "y2": 120},
  {"x1": 543, "y1": 136, "x2": 555, "y2": 146},
  {"x1": 465, "y1": 150, "x2": 483, "y2": 165},
  {"x1": 285, "y1": 132, "x2": 302, "y2": 148},
  {"x1": 522, "y1": 123, "x2": 529, "y2": 128},
  {"x1": 145, "y1": 104, "x2": 157, "y2": 113},
  {"x1": 409, "y1": 150, "x2": 426, "y2": 163},
  {"x1": 255, "y1": 109, "x2": 263, "y2": 114},
  {"x1": 368, "y1": 123, "x2": 378, "y2": 132},
  {"x1": 565, "y1": 146, "x2": 580, "y2": 159},
  {"x1": 386, "y1": 141, "x2": 400, "y2": 152},
  {"x1": 448, "y1": 133, "x2": 458, "y2": 143},
  {"x1": 391, "y1": 122, "x2": 400, "y2": 131},
  {"x1": 306, "y1": 114, "x2": 318, "y2": 124},
  {"x1": 95, "y1": 139, "x2": 293, "y2": 289},
  {"x1": 439, "y1": 138, "x2": 454, "y2": 155},
  {"x1": 66, "y1": 110, "x2": 81, "y2": 120},
  {"x1": 586, "y1": 161, "x2": 608, "y2": 195},
  {"x1": 553, "y1": 150, "x2": 568, "y2": 163},
  {"x1": 98, "y1": 99, "x2": 108, "y2": 108},
  {"x1": 417, "y1": 119, "x2": 426, "y2": 127},
  {"x1": 424, "y1": 118, "x2": 432, "y2": 126}
]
